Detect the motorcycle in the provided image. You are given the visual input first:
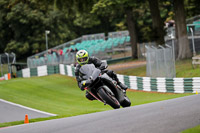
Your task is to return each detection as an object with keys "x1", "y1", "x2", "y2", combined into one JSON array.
[{"x1": 80, "y1": 64, "x2": 131, "y2": 109}]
